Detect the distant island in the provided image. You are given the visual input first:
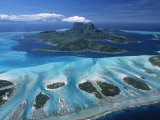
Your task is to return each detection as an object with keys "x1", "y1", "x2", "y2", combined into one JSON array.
[
  {"x1": 25, "y1": 22, "x2": 137, "y2": 53},
  {"x1": 155, "y1": 34, "x2": 160, "y2": 40}
]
